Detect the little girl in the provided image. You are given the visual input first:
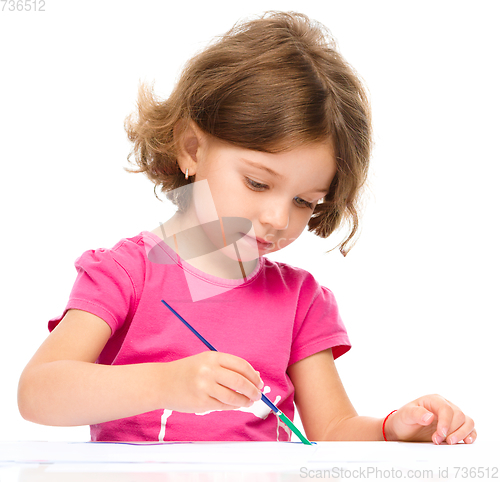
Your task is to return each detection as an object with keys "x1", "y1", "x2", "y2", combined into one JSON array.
[{"x1": 18, "y1": 11, "x2": 475, "y2": 445}]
